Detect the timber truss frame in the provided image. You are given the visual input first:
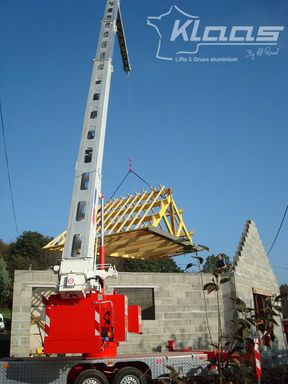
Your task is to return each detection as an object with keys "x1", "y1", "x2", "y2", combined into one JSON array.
[{"x1": 44, "y1": 186, "x2": 204, "y2": 259}]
